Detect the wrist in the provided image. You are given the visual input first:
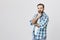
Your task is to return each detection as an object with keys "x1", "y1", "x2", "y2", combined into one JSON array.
[{"x1": 35, "y1": 17, "x2": 38, "y2": 20}]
